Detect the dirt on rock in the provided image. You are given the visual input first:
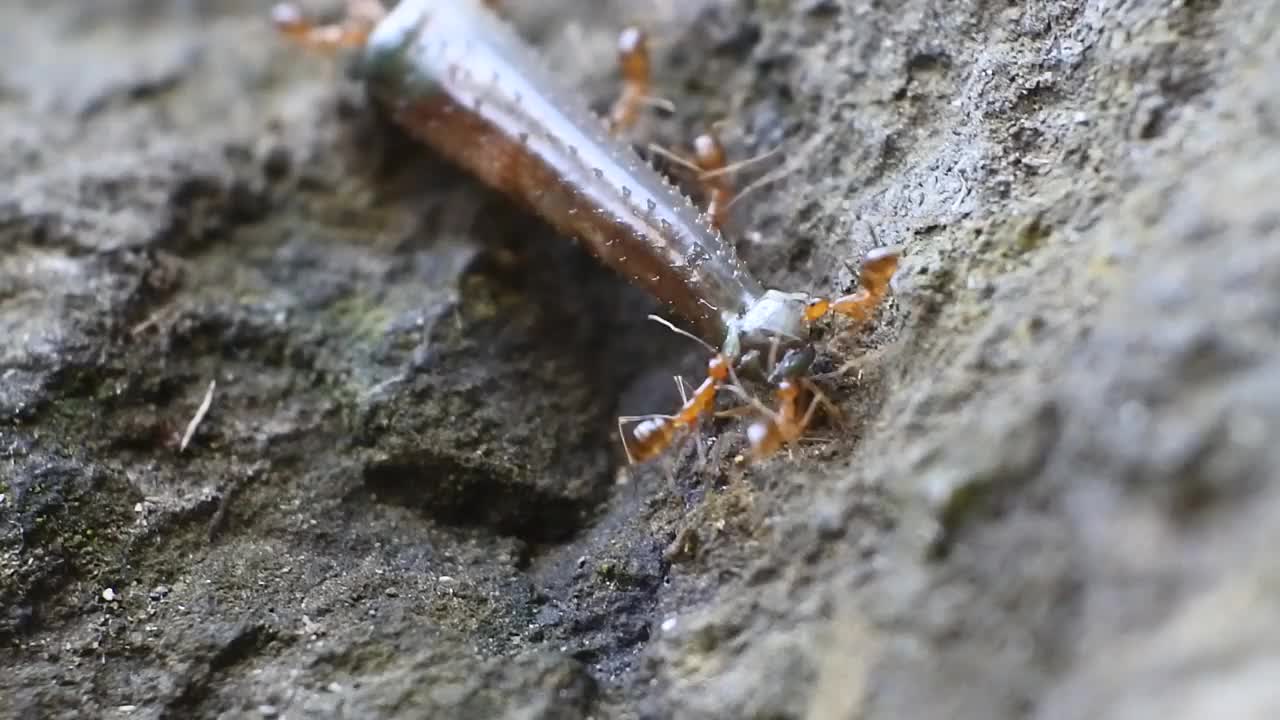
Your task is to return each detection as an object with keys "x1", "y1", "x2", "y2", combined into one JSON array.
[{"x1": 2, "y1": 0, "x2": 1278, "y2": 718}]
